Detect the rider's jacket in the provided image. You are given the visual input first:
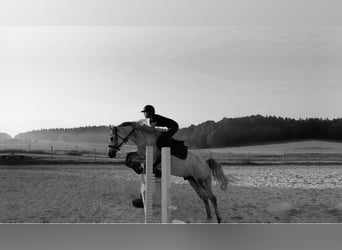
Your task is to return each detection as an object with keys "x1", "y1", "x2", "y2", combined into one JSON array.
[{"x1": 150, "y1": 114, "x2": 179, "y2": 137}]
